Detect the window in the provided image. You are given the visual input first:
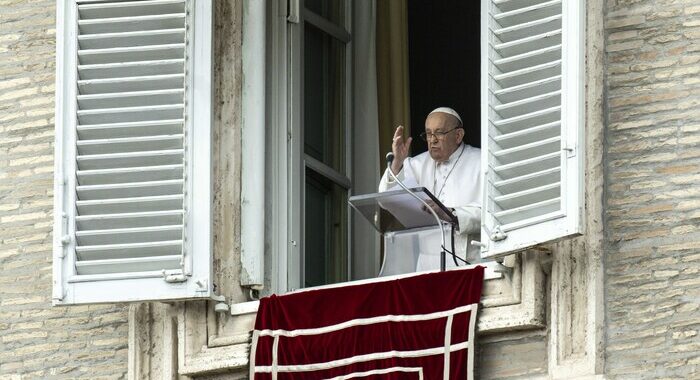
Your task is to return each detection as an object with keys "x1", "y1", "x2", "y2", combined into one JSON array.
[
  {"x1": 268, "y1": 0, "x2": 584, "y2": 292},
  {"x1": 53, "y1": 0, "x2": 213, "y2": 304},
  {"x1": 287, "y1": 0, "x2": 353, "y2": 289}
]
